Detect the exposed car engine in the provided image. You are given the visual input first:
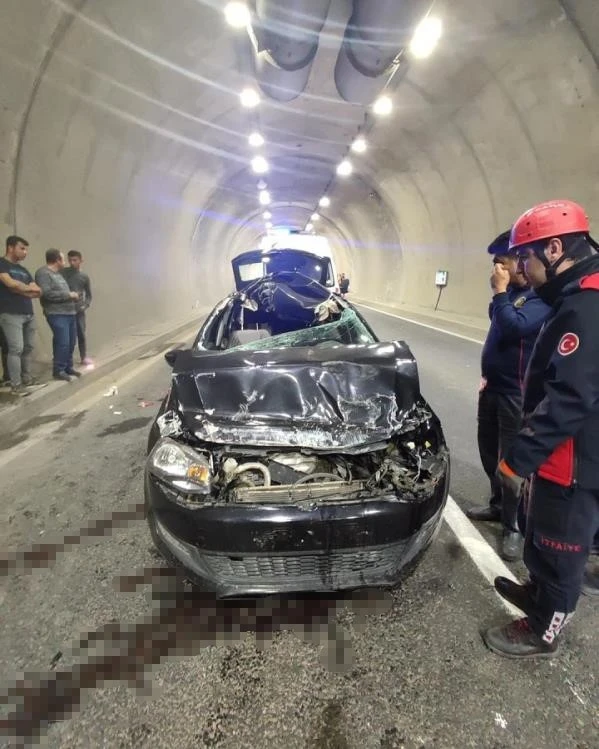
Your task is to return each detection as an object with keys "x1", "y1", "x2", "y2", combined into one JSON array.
[{"x1": 152, "y1": 407, "x2": 448, "y2": 509}]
